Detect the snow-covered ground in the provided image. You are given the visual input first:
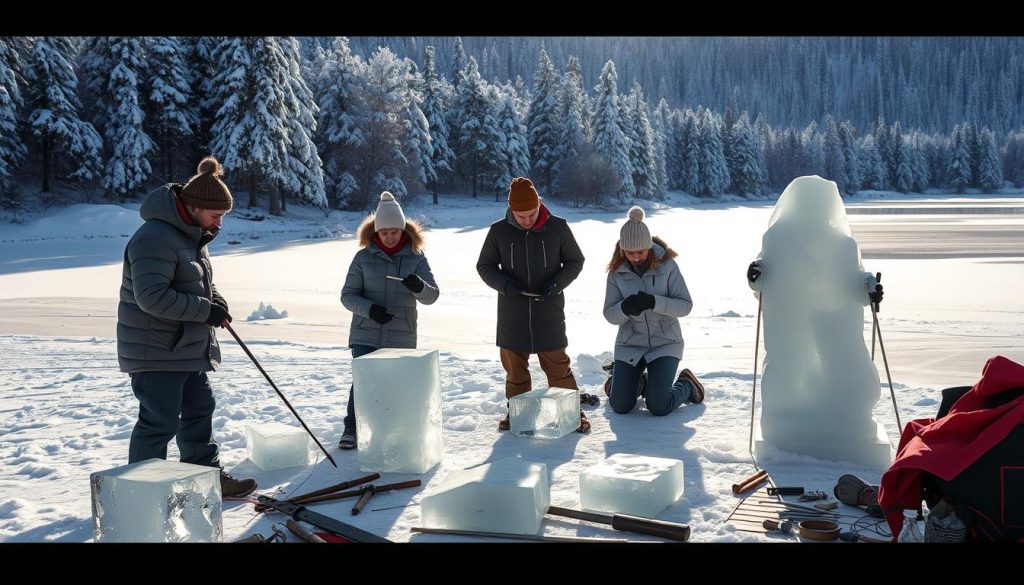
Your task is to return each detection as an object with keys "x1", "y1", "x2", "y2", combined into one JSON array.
[{"x1": 1, "y1": 191, "x2": 1022, "y2": 543}]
